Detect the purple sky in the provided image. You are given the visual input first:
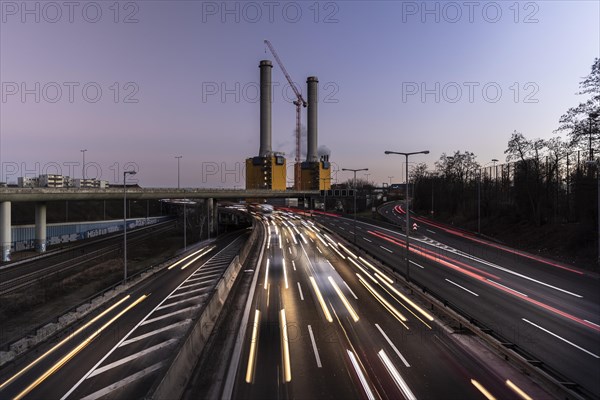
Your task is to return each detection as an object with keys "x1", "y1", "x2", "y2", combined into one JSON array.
[{"x1": 1, "y1": 1, "x2": 598, "y2": 187}]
